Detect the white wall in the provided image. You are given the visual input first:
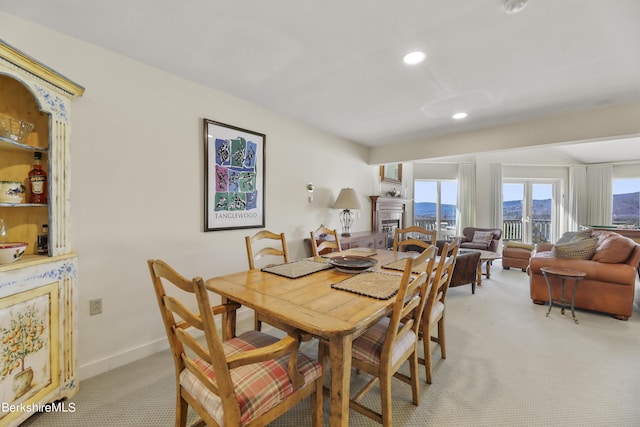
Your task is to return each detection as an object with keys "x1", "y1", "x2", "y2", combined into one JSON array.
[{"x1": 1, "y1": 13, "x2": 374, "y2": 379}]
